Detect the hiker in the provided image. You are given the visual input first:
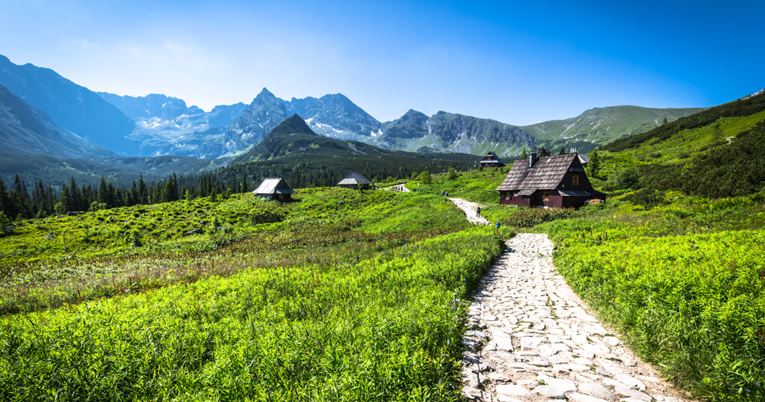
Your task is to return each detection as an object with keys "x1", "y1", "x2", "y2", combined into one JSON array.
[
  {"x1": 495, "y1": 221, "x2": 501, "y2": 236},
  {"x1": 477, "y1": 206, "x2": 481, "y2": 216}
]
